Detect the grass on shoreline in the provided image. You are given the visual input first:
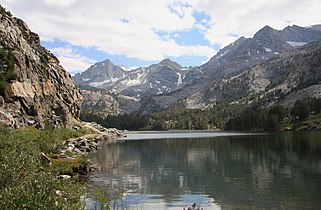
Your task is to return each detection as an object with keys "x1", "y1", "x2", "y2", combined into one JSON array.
[{"x1": 0, "y1": 125, "x2": 91, "y2": 209}]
